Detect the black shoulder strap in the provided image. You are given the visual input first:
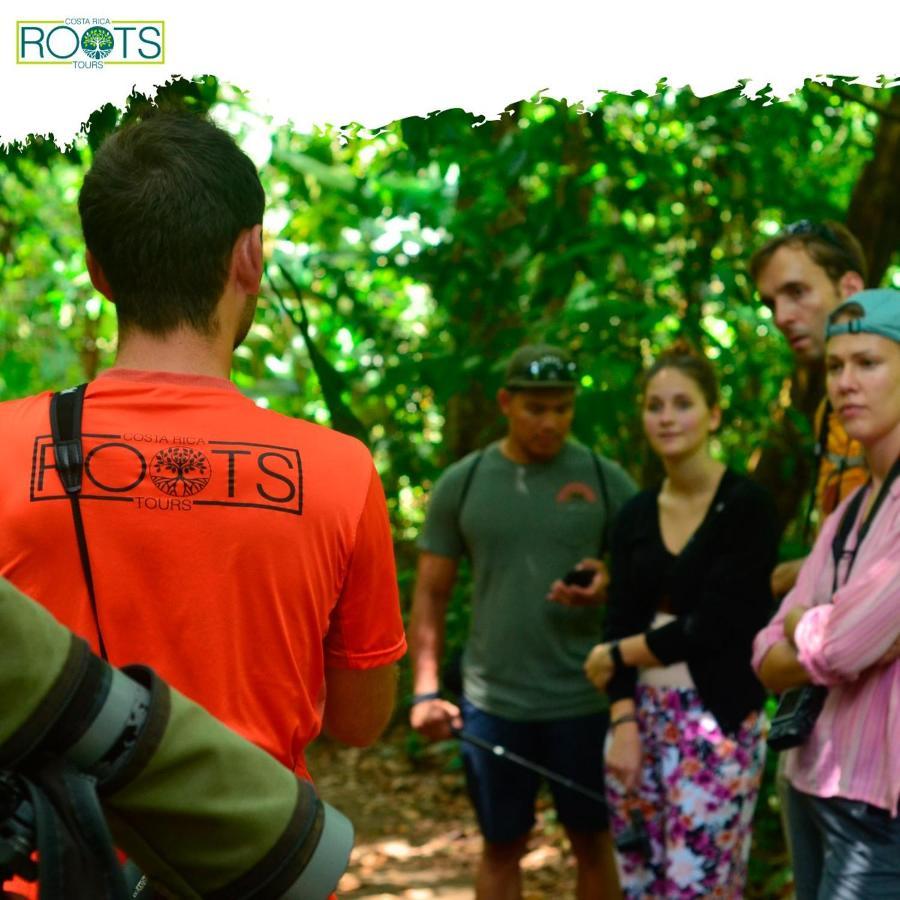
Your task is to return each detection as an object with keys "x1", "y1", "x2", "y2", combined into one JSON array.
[
  {"x1": 591, "y1": 452, "x2": 612, "y2": 556},
  {"x1": 830, "y1": 486, "x2": 868, "y2": 594},
  {"x1": 456, "y1": 450, "x2": 484, "y2": 558},
  {"x1": 831, "y1": 486, "x2": 866, "y2": 558},
  {"x1": 830, "y1": 455, "x2": 900, "y2": 592},
  {"x1": 49, "y1": 384, "x2": 108, "y2": 661},
  {"x1": 457, "y1": 450, "x2": 485, "y2": 518}
]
